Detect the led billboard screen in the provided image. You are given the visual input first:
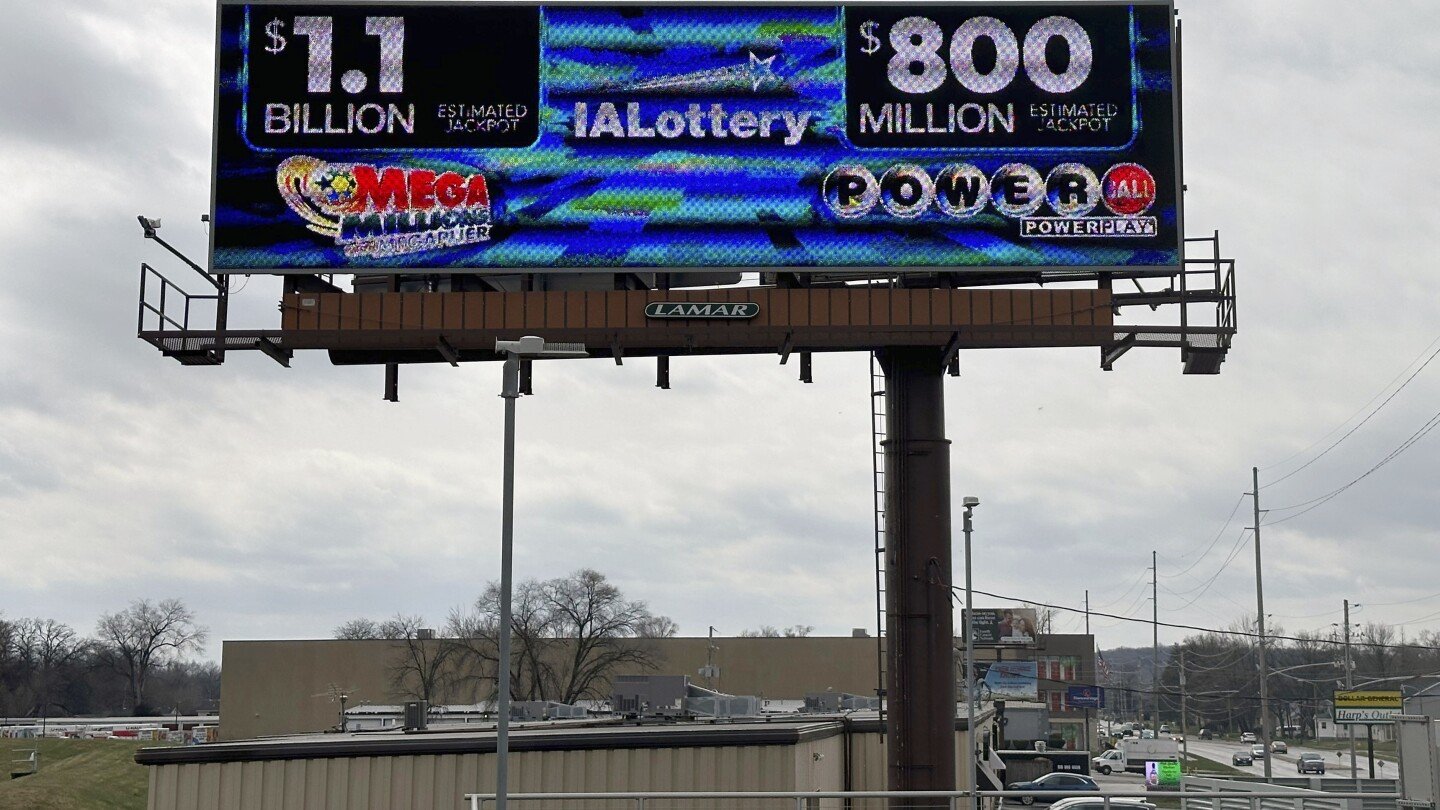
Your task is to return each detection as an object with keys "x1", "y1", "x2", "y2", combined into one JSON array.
[{"x1": 212, "y1": 2, "x2": 1180, "y2": 273}]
